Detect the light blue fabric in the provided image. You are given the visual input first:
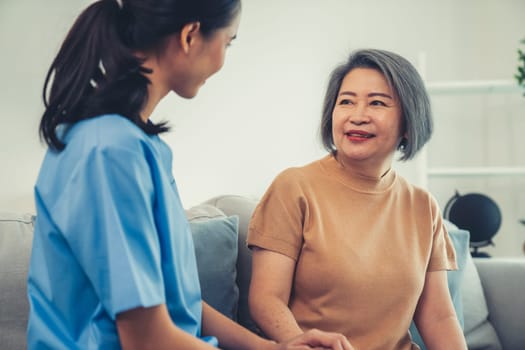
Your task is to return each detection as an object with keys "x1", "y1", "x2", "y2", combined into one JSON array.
[
  {"x1": 27, "y1": 115, "x2": 218, "y2": 349},
  {"x1": 190, "y1": 216, "x2": 240, "y2": 320},
  {"x1": 409, "y1": 223, "x2": 470, "y2": 349}
]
